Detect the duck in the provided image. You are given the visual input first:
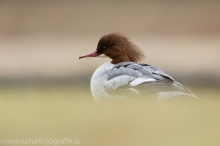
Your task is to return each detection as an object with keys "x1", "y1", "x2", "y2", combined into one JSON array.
[{"x1": 79, "y1": 32, "x2": 196, "y2": 101}]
